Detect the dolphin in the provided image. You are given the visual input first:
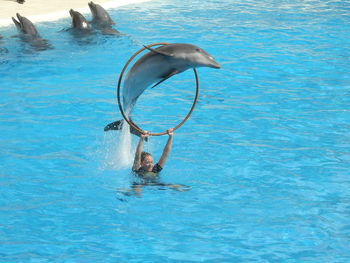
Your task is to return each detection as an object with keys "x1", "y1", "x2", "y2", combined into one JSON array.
[
  {"x1": 12, "y1": 13, "x2": 52, "y2": 51},
  {"x1": 88, "y1": 1, "x2": 119, "y2": 35},
  {"x1": 69, "y1": 9, "x2": 90, "y2": 30},
  {"x1": 12, "y1": 13, "x2": 40, "y2": 38},
  {"x1": 88, "y1": 2, "x2": 115, "y2": 26},
  {"x1": 104, "y1": 43, "x2": 220, "y2": 133}
]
